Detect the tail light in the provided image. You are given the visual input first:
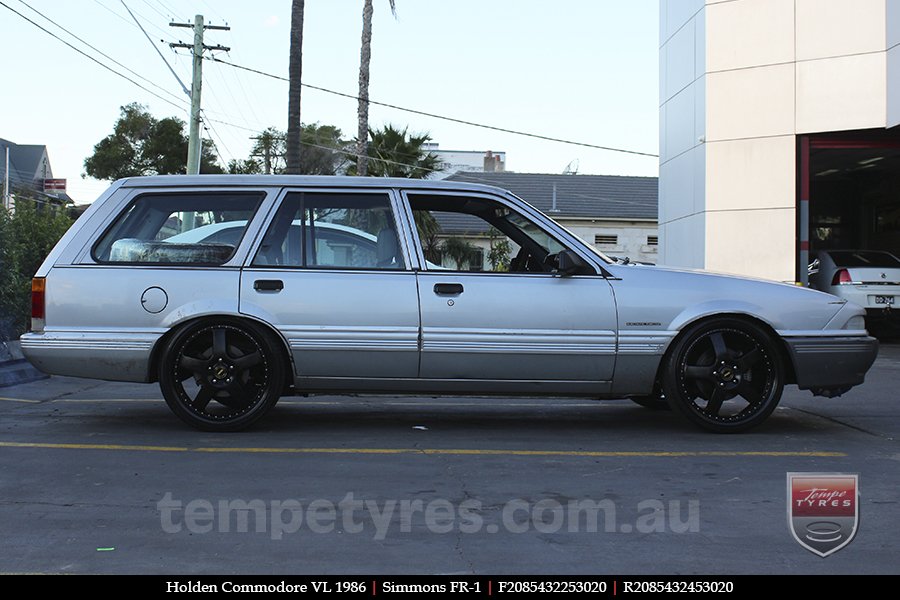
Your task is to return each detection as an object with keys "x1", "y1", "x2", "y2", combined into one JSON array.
[
  {"x1": 832, "y1": 269, "x2": 853, "y2": 285},
  {"x1": 31, "y1": 277, "x2": 45, "y2": 330}
]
